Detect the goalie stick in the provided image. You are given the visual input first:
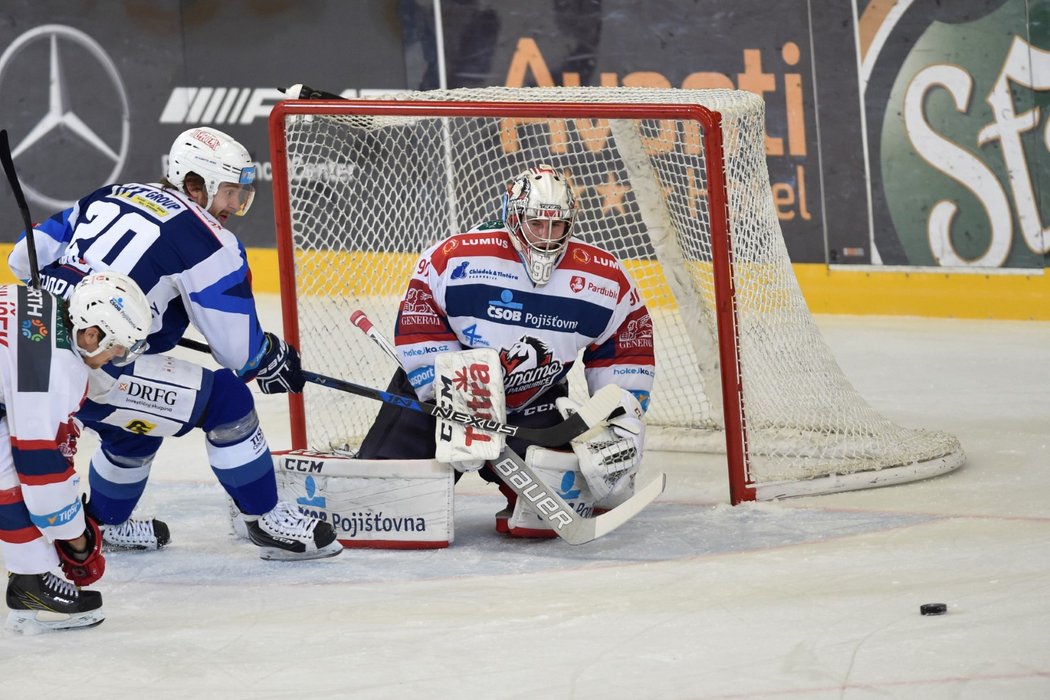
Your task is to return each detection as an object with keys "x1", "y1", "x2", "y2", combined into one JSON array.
[
  {"x1": 348, "y1": 310, "x2": 667, "y2": 545},
  {"x1": 175, "y1": 337, "x2": 622, "y2": 448},
  {"x1": 0, "y1": 129, "x2": 41, "y2": 288}
]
